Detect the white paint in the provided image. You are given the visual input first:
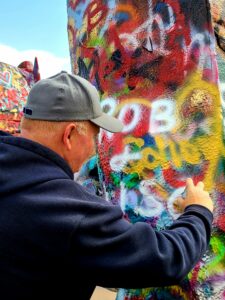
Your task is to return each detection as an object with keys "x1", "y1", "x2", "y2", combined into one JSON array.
[
  {"x1": 99, "y1": 97, "x2": 117, "y2": 140},
  {"x1": 110, "y1": 145, "x2": 141, "y2": 172},
  {"x1": 118, "y1": 103, "x2": 142, "y2": 133},
  {"x1": 119, "y1": 182, "x2": 127, "y2": 212},
  {"x1": 120, "y1": 182, "x2": 139, "y2": 212},
  {"x1": 101, "y1": 97, "x2": 117, "y2": 115},
  {"x1": 119, "y1": 0, "x2": 175, "y2": 55},
  {"x1": 220, "y1": 82, "x2": 225, "y2": 103},
  {"x1": 138, "y1": 180, "x2": 164, "y2": 217},
  {"x1": 219, "y1": 82, "x2": 225, "y2": 134},
  {"x1": 185, "y1": 30, "x2": 217, "y2": 81},
  {"x1": 150, "y1": 99, "x2": 176, "y2": 134},
  {"x1": 167, "y1": 187, "x2": 185, "y2": 219},
  {"x1": 120, "y1": 180, "x2": 164, "y2": 218}
]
